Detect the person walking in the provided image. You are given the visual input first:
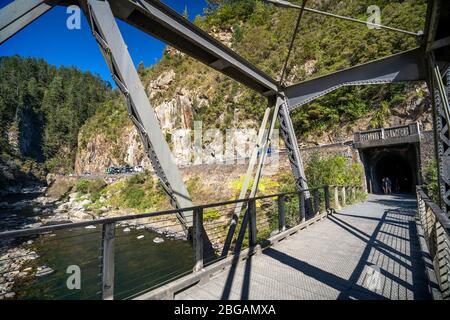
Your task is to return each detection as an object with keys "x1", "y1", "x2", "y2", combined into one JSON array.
[
  {"x1": 382, "y1": 177, "x2": 387, "y2": 194},
  {"x1": 386, "y1": 177, "x2": 392, "y2": 194}
]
